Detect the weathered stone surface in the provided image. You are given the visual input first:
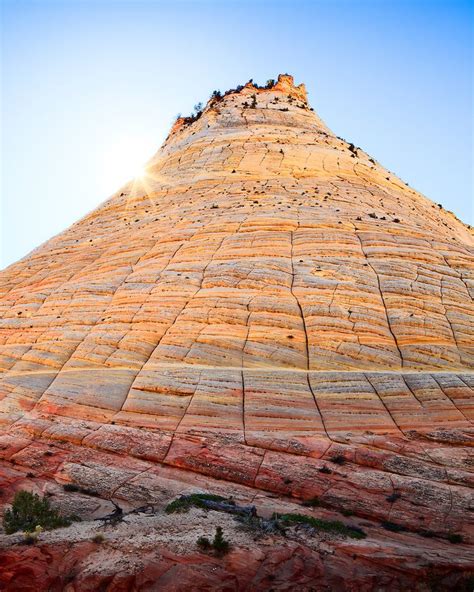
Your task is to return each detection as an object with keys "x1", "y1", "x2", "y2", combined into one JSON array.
[{"x1": 0, "y1": 74, "x2": 473, "y2": 589}]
